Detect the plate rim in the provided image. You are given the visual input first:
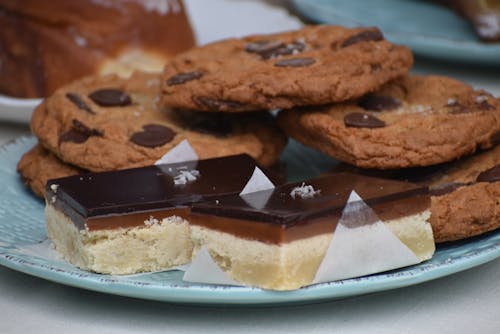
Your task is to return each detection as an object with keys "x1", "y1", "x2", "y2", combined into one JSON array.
[
  {"x1": 291, "y1": 0, "x2": 500, "y2": 65},
  {"x1": 1, "y1": 240, "x2": 499, "y2": 305},
  {"x1": 0, "y1": 136, "x2": 499, "y2": 305}
]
